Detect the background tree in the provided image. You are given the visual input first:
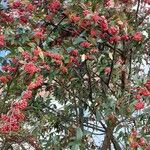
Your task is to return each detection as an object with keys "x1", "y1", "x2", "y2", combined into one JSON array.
[{"x1": 0, "y1": 0, "x2": 150, "y2": 149}]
